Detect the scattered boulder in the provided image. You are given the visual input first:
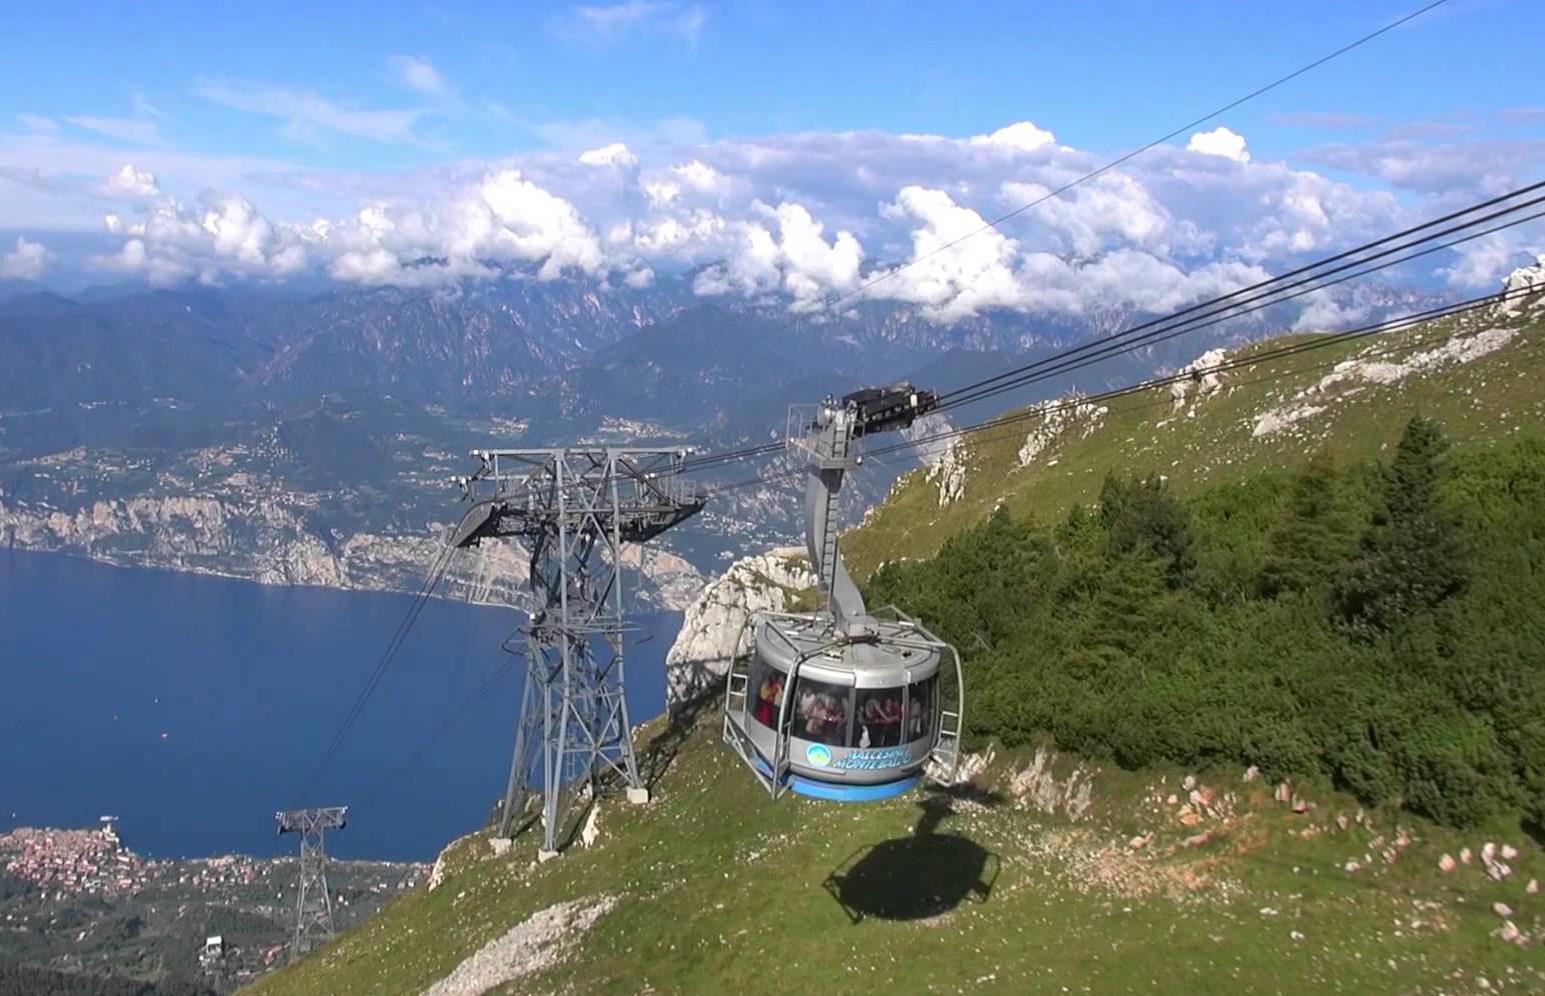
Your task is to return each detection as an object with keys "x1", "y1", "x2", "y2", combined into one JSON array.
[
  {"x1": 1274, "y1": 782, "x2": 1292, "y2": 804},
  {"x1": 1460, "y1": 847, "x2": 1473, "y2": 865},
  {"x1": 1488, "y1": 862, "x2": 1512, "y2": 881},
  {"x1": 1182, "y1": 831, "x2": 1215, "y2": 849},
  {"x1": 579, "y1": 804, "x2": 602, "y2": 849},
  {"x1": 1242, "y1": 766, "x2": 1260, "y2": 783},
  {"x1": 1438, "y1": 854, "x2": 1456, "y2": 873},
  {"x1": 1527, "y1": 879, "x2": 1539, "y2": 895},
  {"x1": 1494, "y1": 902, "x2": 1515, "y2": 918},
  {"x1": 1128, "y1": 833, "x2": 1152, "y2": 851},
  {"x1": 1182, "y1": 774, "x2": 1197, "y2": 792},
  {"x1": 1501, "y1": 844, "x2": 1519, "y2": 861},
  {"x1": 489, "y1": 838, "x2": 511, "y2": 857},
  {"x1": 1482, "y1": 842, "x2": 1497, "y2": 863}
]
